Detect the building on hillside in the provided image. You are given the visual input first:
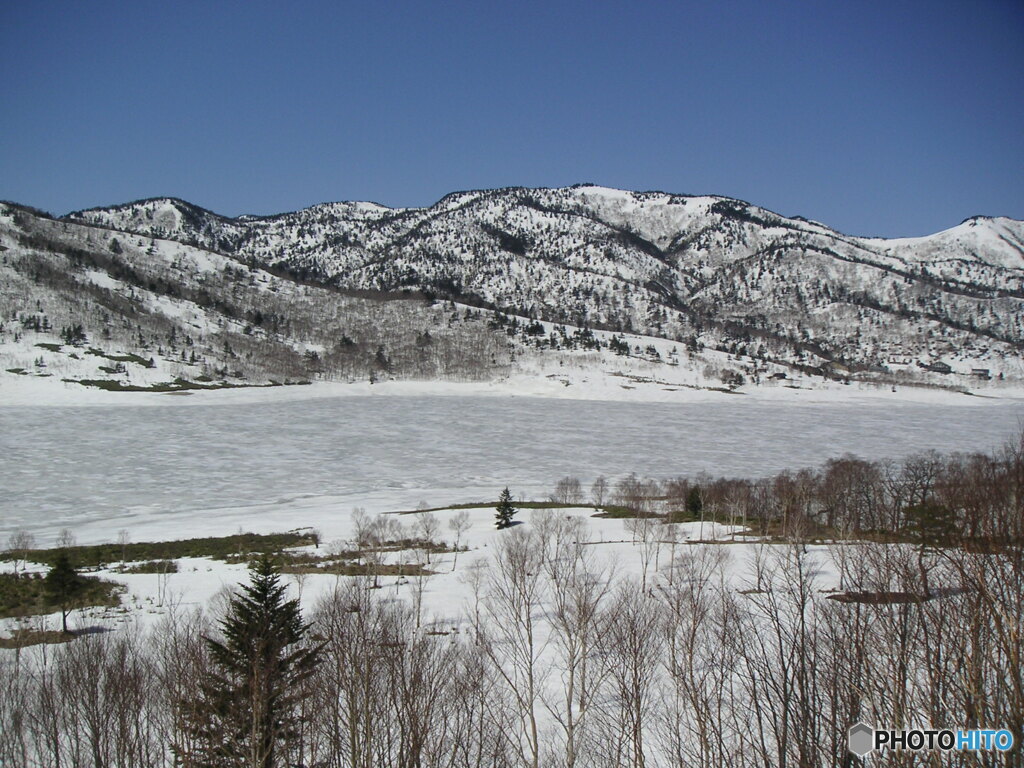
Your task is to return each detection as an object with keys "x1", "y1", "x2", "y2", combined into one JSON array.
[{"x1": 921, "y1": 360, "x2": 952, "y2": 374}]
